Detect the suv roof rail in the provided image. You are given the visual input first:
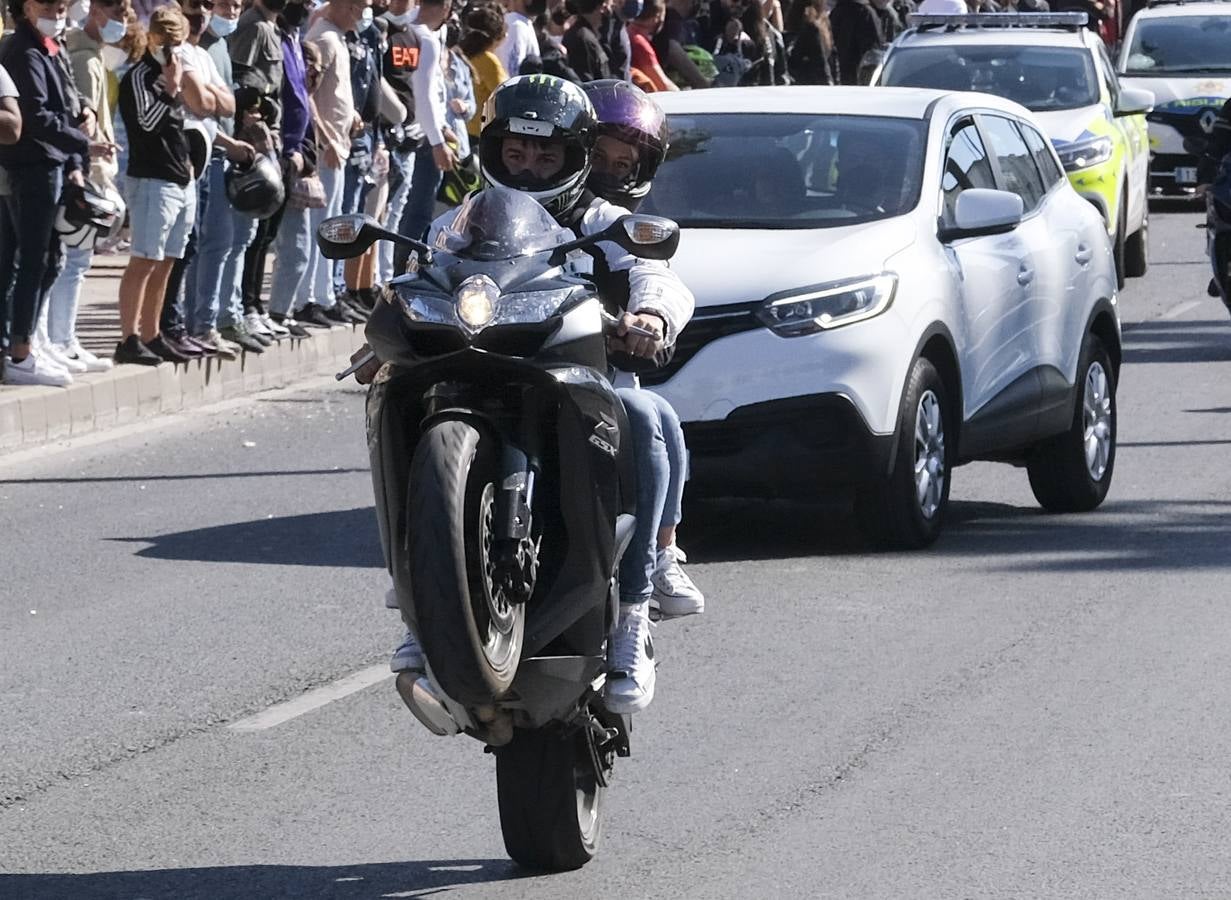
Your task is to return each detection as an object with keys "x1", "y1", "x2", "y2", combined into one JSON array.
[{"x1": 906, "y1": 12, "x2": 1088, "y2": 31}]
